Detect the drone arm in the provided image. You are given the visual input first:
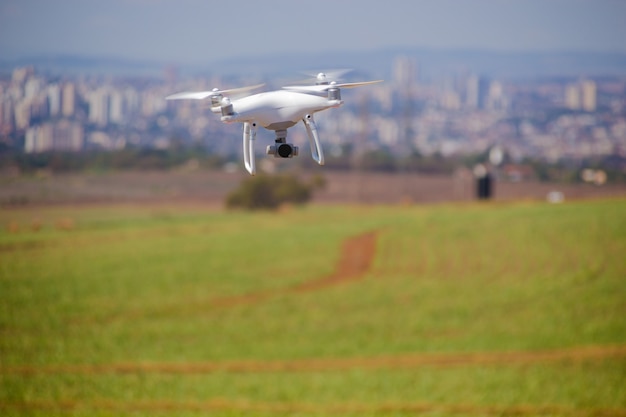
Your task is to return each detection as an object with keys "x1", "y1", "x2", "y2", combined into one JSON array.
[
  {"x1": 243, "y1": 122, "x2": 257, "y2": 175},
  {"x1": 303, "y1": 114, "x2": 324, "y2": 166}
]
